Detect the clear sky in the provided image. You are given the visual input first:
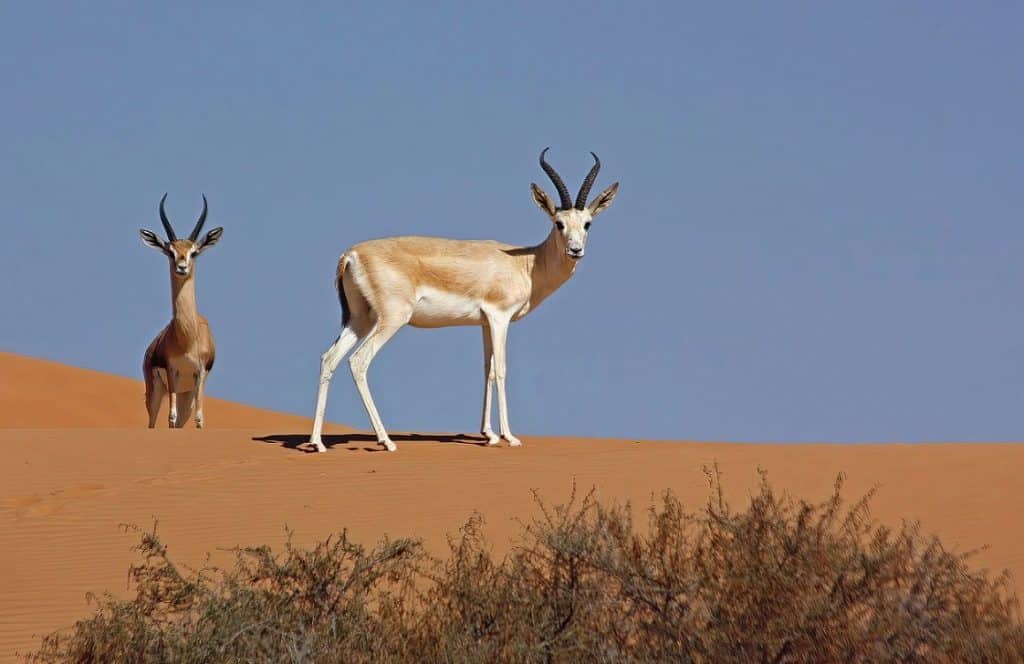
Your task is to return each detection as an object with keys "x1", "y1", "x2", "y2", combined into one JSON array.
[{"x1": 1, "y1": 3, "x2": 1021, "y2": 442}]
